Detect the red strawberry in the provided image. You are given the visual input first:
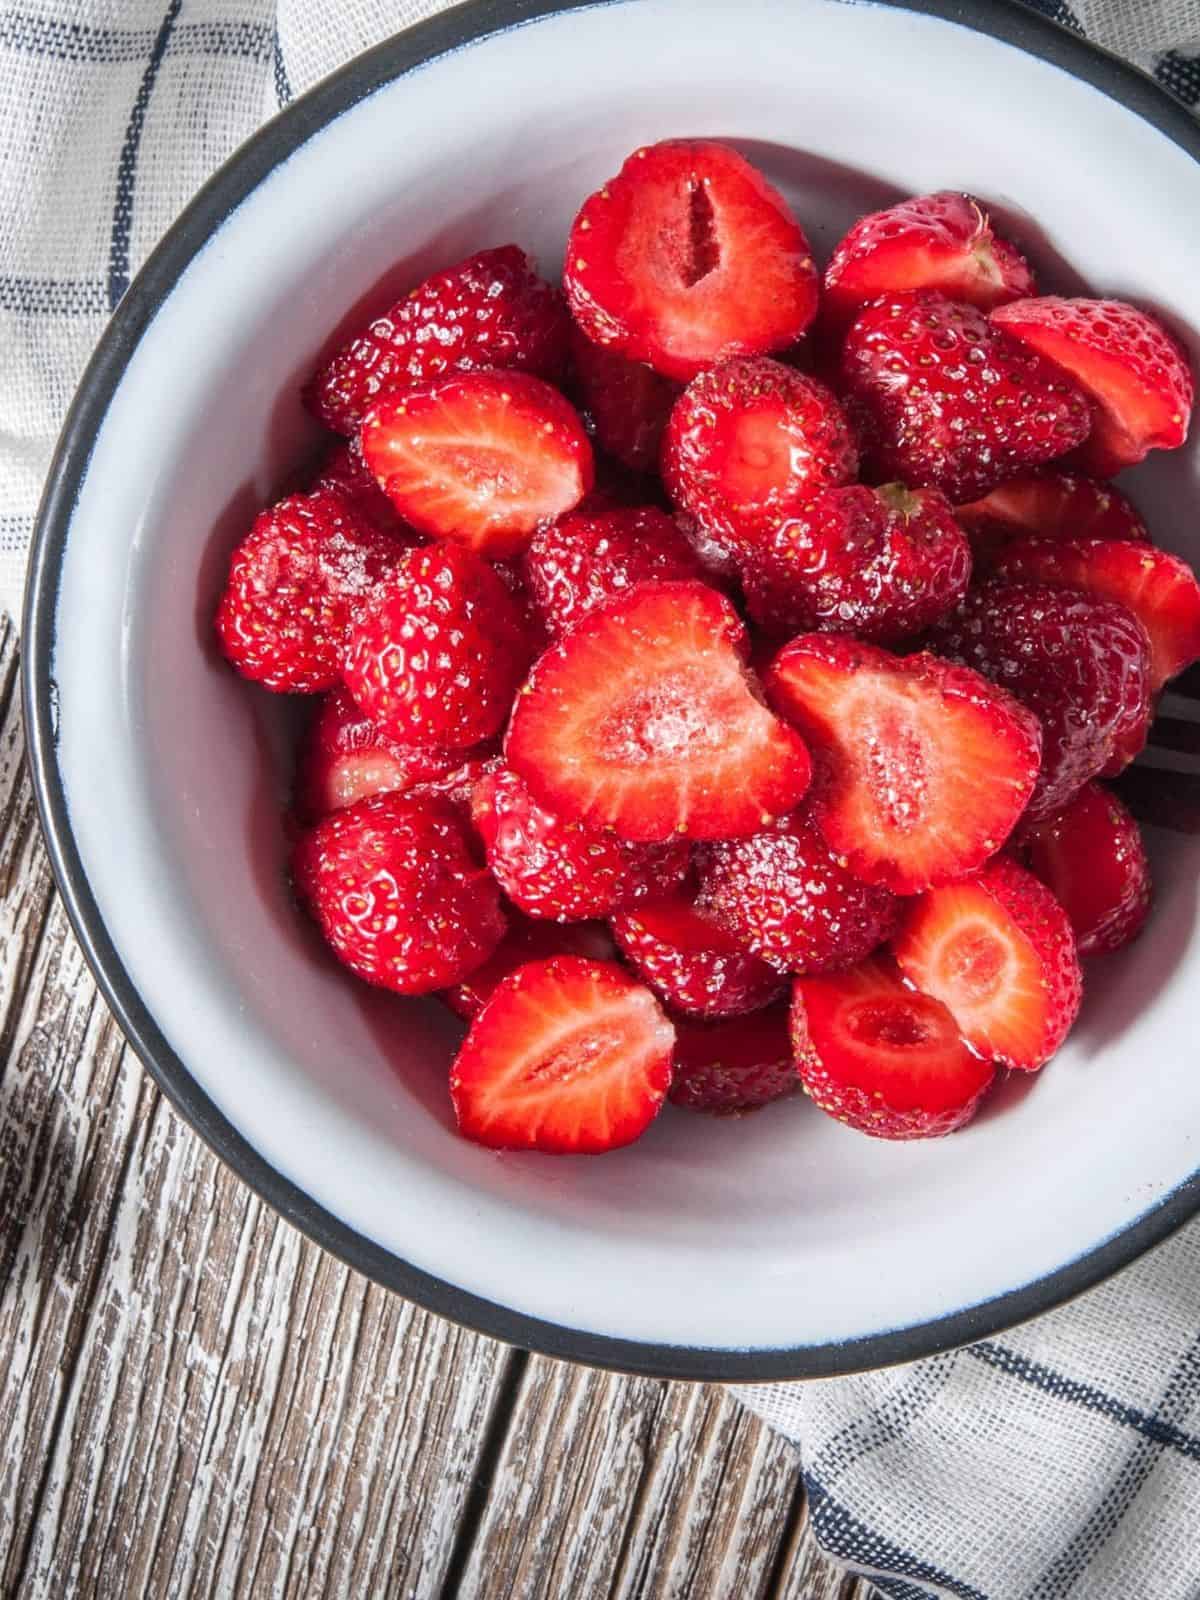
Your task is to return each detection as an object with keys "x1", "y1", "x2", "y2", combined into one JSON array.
[
  {"x1": 792, "y1": 957, "x2": 994, "y2": 1140},
  {"x1": 610, "y1": 890, "x2": 785, "y2": 1019},
  {"x1": 1019, "y1": 783, "x2": 1151, "y2": 956},
  {"x1": 742, "y1": 482, "x2": 971, "y2": 644},
  {"x1": 929, "y1": 581, "x2": 1154, "y2": 816},
  {"x1": 954, "y1": 472, "x2": 1149, "y2": 568},
  {"x1": 360, "y1": 370, "x2": 594, "y2": 558},
  {"x1": 412, "y1": 751, "x2": 500, "y2": 819},
  {"x1": 991, "y1": 297, "x2": 1193, "y2": 475},
  {"x1": 991, "y1": 536, "x2": 1200, "y2": 692},
  {"x1": 292, "y1": 792, "x2": 505, "y2": 994},
  {"x1": 569, "y1": 327, "x2": 681, "y2": 472},
  {"x1": 310, "y1": 440, "x2": 423, "y2": 543},
  {"x1": 696, "y1": 812, "x2": 900, "y2": 974},
  {"x1": 449, "y1": 957, "x2": 675, "y2": 1153},
  {"x1": 565, "y1": 139, "x2": 818, "y2": 381},
  {"x1": 521, "y1": 504, "x2": 704, "y2": 638},
  {"x1": 506, "y1": 581, "x2": 812, "y2": 842},
  {"x1": 824, "y1": 191, "x2": 1034, "y2": 332},
  {"x1": 215, "y1": 488, "x2": 406, "y2": 693},
  {"x1": 441, "y1": 916, "x2": 615, "y2": 1020},
  {"x1": 343, "y1": 542, "x2": 532, "y2": 748},
  {"x1": 765, "y1": 635, "x2": 1041, "y2": 894},
  {"x1": 472, "y1": 762, "x2": 689, "y2": 922},
  {"x1": 893, "y1": 856, "x2": 1083, "y2": 1071},
  {"x1": 661, "y1": 358, "x2": 858, "y2": 556},
  {"x1": 305, "y1": 245, "x2": 570, "y2": 434},
  {"x1": 839, "y1": 293, "x2": 1092, "y2": 501},
  {"x1": 295, "y1": 687, "x2": 483, "y2": 821},
  {"x1": 669, "y1": 1004, "x2": 797, "y2": 1114}
]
